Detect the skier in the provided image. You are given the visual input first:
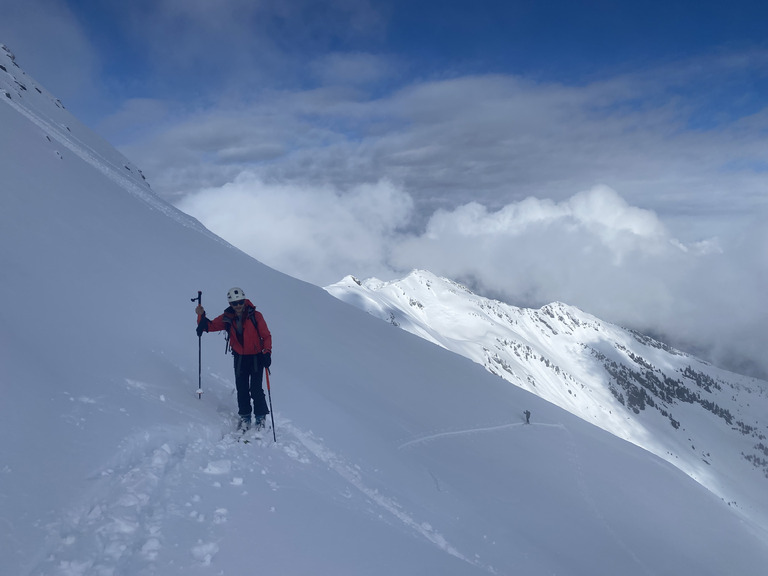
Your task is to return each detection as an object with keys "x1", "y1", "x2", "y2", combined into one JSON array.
[
  {"x1": 524, "y1": 410, "x2": 531, "y2": 424},
  {"x1": 195, "y1": 287, "x2": 273, "y2": 430}
]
